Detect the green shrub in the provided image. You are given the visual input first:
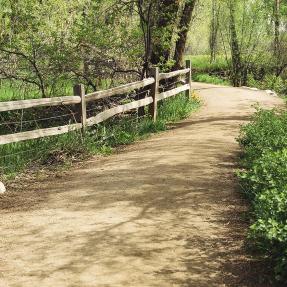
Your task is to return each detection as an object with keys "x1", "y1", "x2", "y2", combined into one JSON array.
[
  {"x1": 247, "y1": 74, "x2": 287, "y2": 95},
  {"x1": 238, "y1": 108, "x2": 287, "y2": 165},
  {"x1": 250, "y1": 186, "x2": 287, "y2": 281},
  {"x1": 239, "y1": 149, "x2": 287, "y2": 198},
  {"x1": 238, "y1": 108, "x2": 287, "y2": 282}
]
